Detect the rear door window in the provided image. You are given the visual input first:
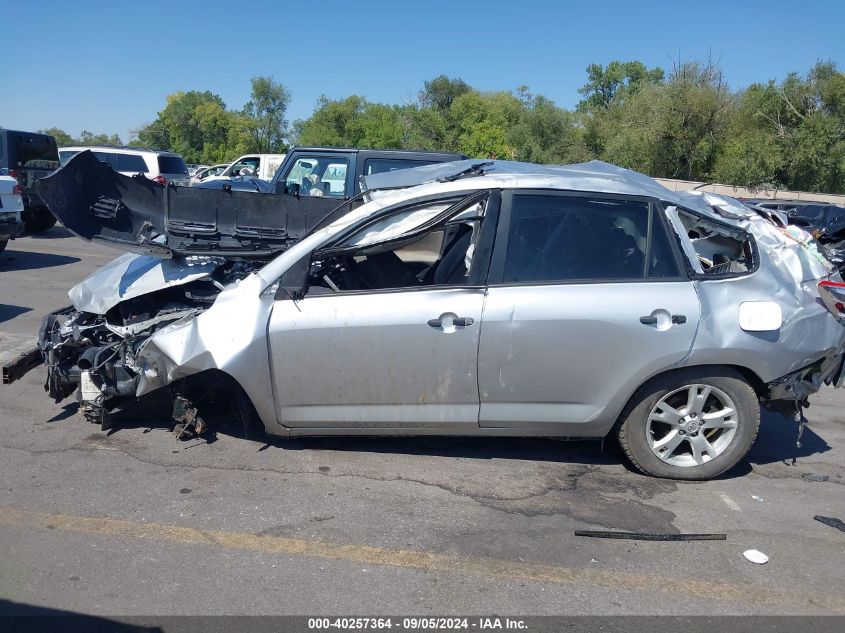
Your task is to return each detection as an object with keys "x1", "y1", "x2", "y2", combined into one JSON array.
[
  {"x1": 115, "y1": 153, "x2": 148, "y2": 173},
  {"x1": 500, "y1": 194, "x2": 680, "y2": 283}
]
